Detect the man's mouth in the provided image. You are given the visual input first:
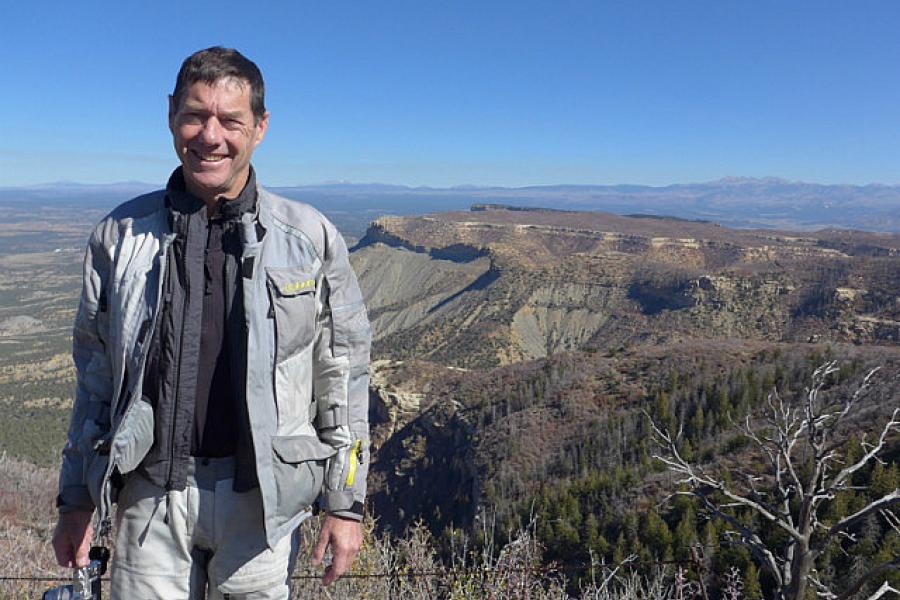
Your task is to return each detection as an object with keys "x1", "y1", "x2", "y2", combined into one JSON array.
[{"x1": 190, "y1": 149, "x2": 229, "y2": 163}]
